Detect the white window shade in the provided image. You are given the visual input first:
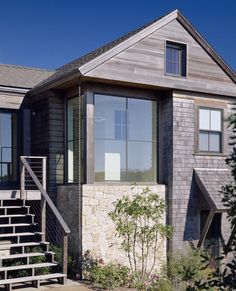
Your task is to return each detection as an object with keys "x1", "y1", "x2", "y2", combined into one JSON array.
[
  {"x1": 105, "y1": 153, "x2": 120, "y2": 181},
  {"x1": 210, "y1": 110, "x2": 221, "y2": 131},
  {"x1": 199, "y1": 109, "x2": 210, "y2": 130}
]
